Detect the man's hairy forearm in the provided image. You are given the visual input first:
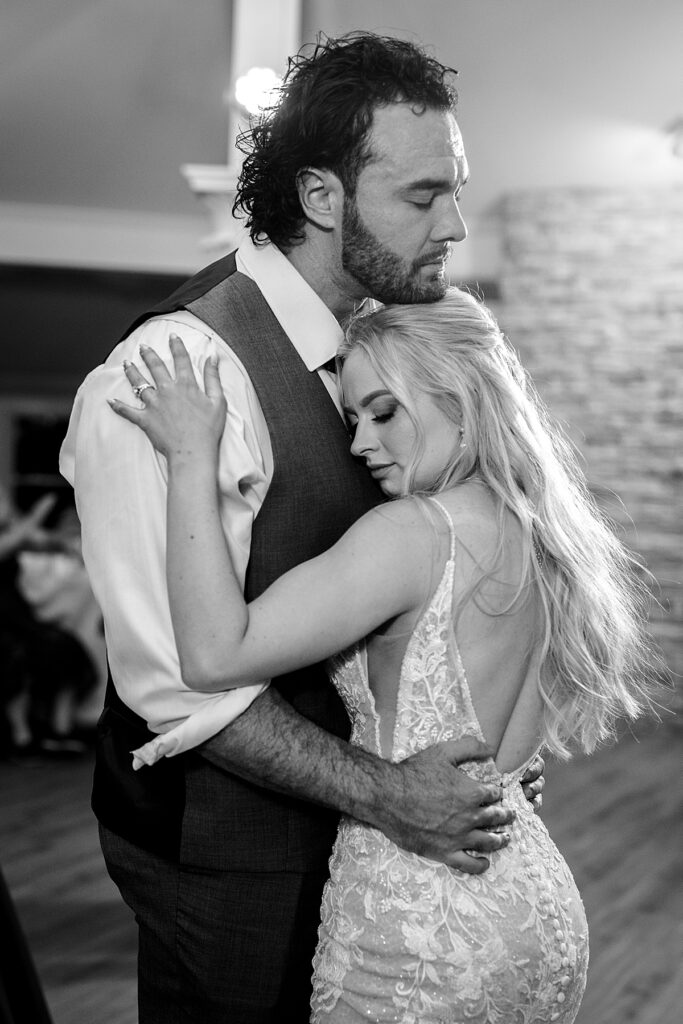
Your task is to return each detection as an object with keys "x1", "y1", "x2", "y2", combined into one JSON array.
[
  {"x1": 200, "y1": 687, "x2": 391, "y2": 824},
  {"x1": 200, "y1": 687, "x2": 516, "y2": 873}
]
